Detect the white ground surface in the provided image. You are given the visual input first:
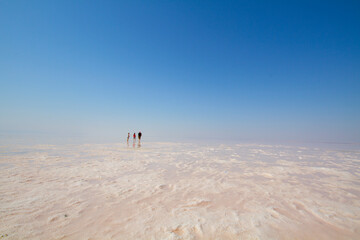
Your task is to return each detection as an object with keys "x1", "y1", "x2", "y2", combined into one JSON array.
[{"x1": 0, "y1": 142, "x2": 360, "y2": 239}]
